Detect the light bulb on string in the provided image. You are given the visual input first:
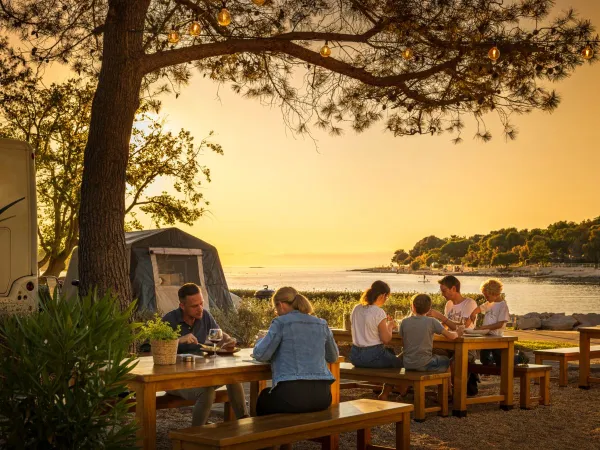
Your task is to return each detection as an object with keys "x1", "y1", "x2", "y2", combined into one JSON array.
[
  {"x1": 320, "y1": 42, "x2": 331, "y2": 57},
  {"x1": 402, "y1": 48, "x2": 414, "y2": 60},
  {"x1": 488, "y1": 46, "x2": 500, "y2": 61},
  {"x1": 189, "y1": 20, "x2": 202, "y2": 36},
  {"x1": 252, "y1": 0, "x2": 266, "y2": 5},
  {"x1": 167, "y1": 28, "x2": 180, "y2": 44},
  {"x1": 218, "y1": 8, "x2": 231, "y2": 26},
  {"x1": 581, "y1": 45, "x2": 594, "y2": 60}
]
